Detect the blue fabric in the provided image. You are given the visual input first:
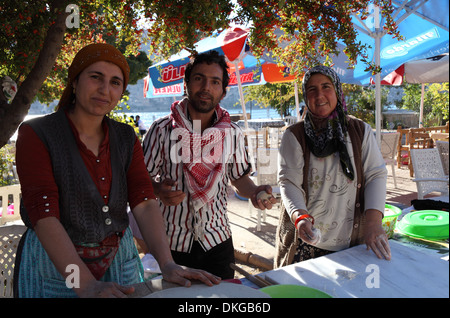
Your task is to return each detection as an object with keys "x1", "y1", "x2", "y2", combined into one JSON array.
[
  {"x1": 16, "y1": 227, "x2": 144, "y2": 298},
  {"x1": 339, "y1": 0, "x2": 449, "y2": 85}
]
